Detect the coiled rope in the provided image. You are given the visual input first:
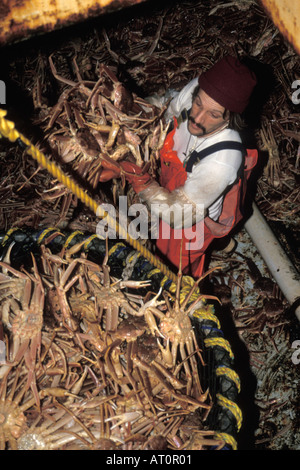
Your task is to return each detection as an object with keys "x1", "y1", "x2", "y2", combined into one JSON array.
[{"x1": 0, "y1": 109, "x2": 177, "y2": 283}]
